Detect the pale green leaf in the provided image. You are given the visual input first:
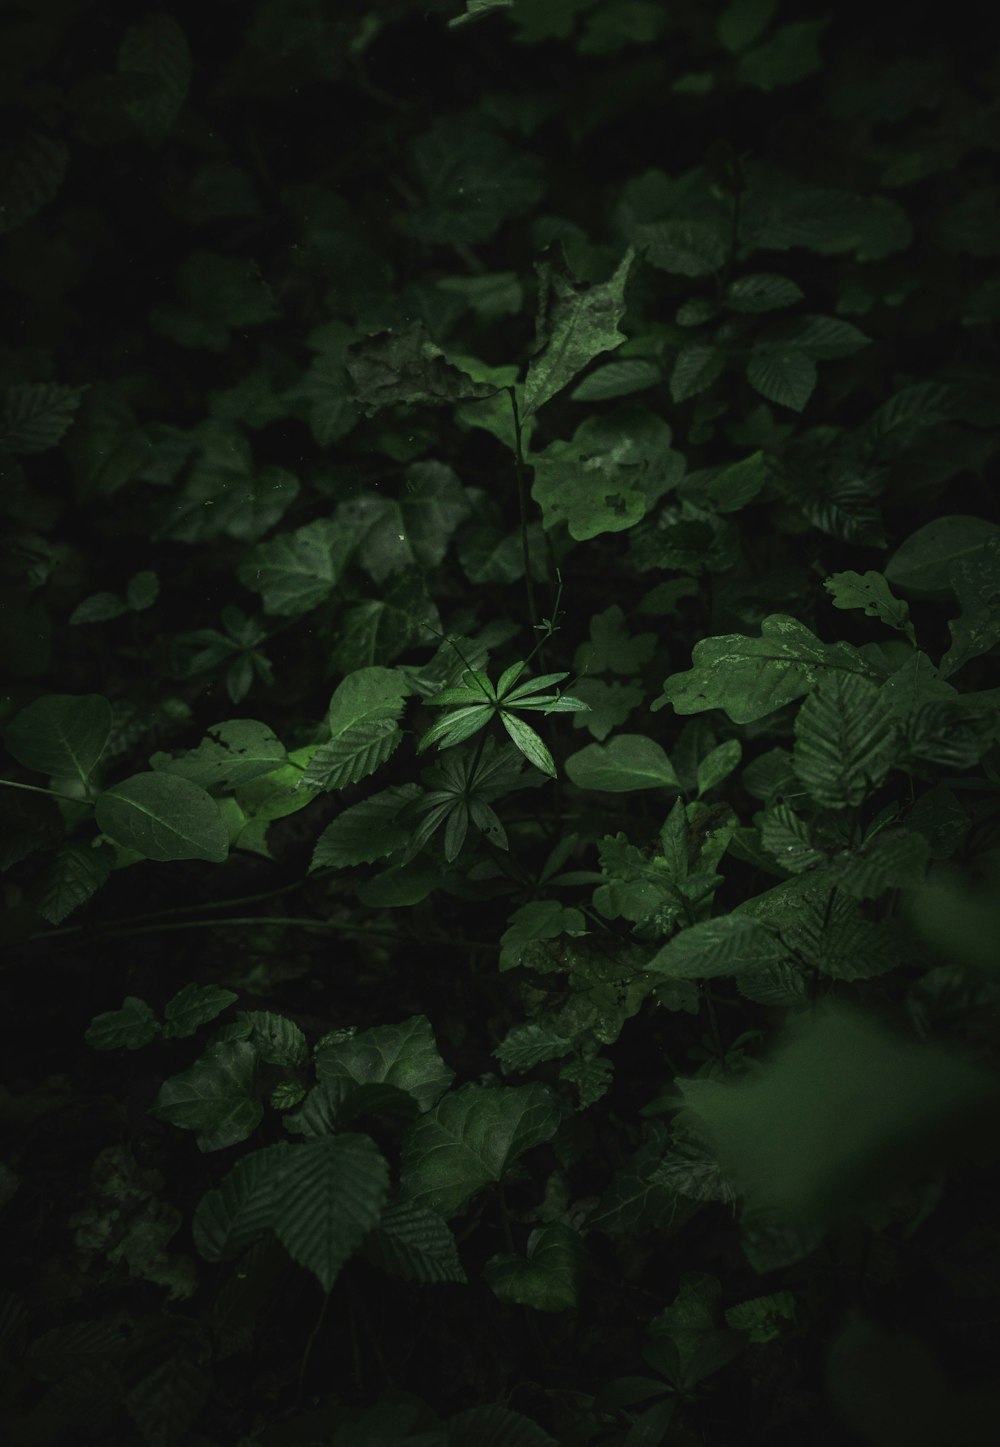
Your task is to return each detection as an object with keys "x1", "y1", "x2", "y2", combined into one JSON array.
[{"x1": 565, "y1": 733, "x2": 680, "y2": 792}]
